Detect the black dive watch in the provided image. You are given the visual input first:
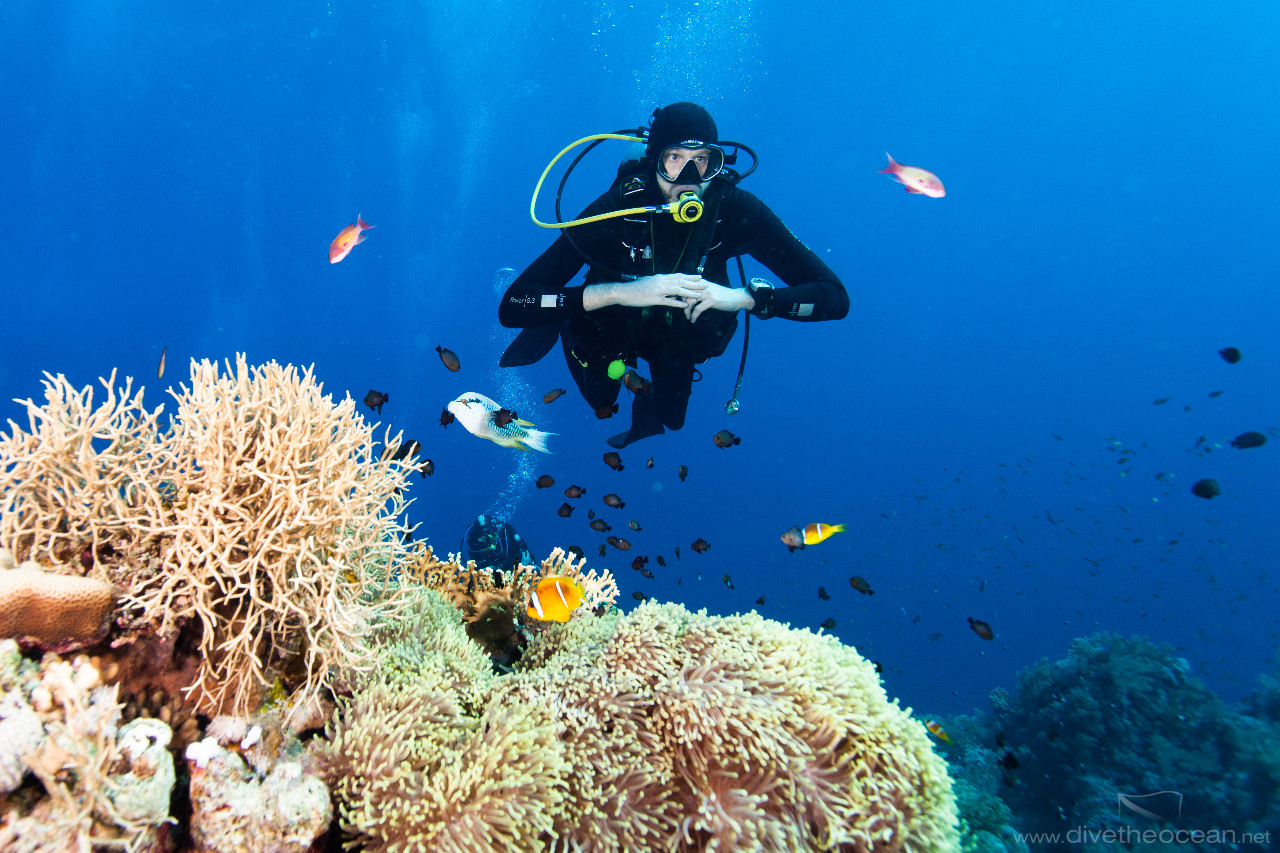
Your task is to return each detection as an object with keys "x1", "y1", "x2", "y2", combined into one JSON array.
[{"x1": 747, "y1": 277, "x2": 775, "y2": 318}]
